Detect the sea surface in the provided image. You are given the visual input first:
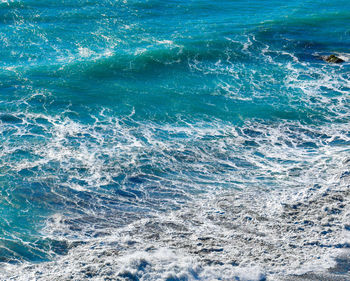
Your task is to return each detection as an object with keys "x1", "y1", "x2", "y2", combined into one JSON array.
[{"x1": 0, "y1": 0, "x2": 349, "y2": 280}]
